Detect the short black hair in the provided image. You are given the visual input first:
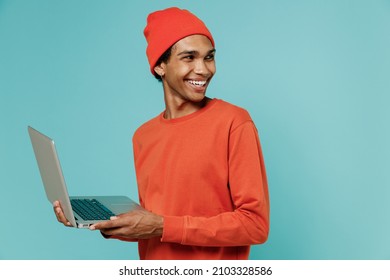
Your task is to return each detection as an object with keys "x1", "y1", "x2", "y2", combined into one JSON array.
[{"x1": 153, "y1": 46, "x2": 172, "y2": 81}]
